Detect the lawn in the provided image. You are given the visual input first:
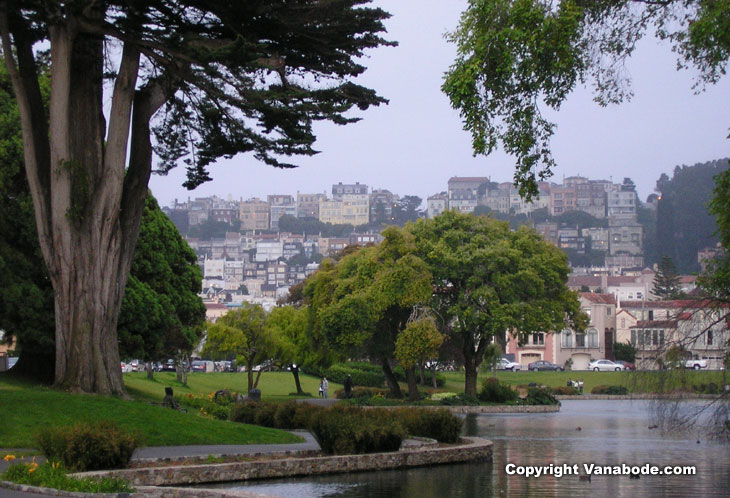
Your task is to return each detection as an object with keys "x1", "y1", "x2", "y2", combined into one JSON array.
[
  {"x1": 438, "y1": 369, "x2": 729, "y2": 395},
  {"x1": 0, "y1": 374, "x2": 302, "y2": 449},
  {"x1": 123, "y1": 370, "x2": 341, "y2": 402}
]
